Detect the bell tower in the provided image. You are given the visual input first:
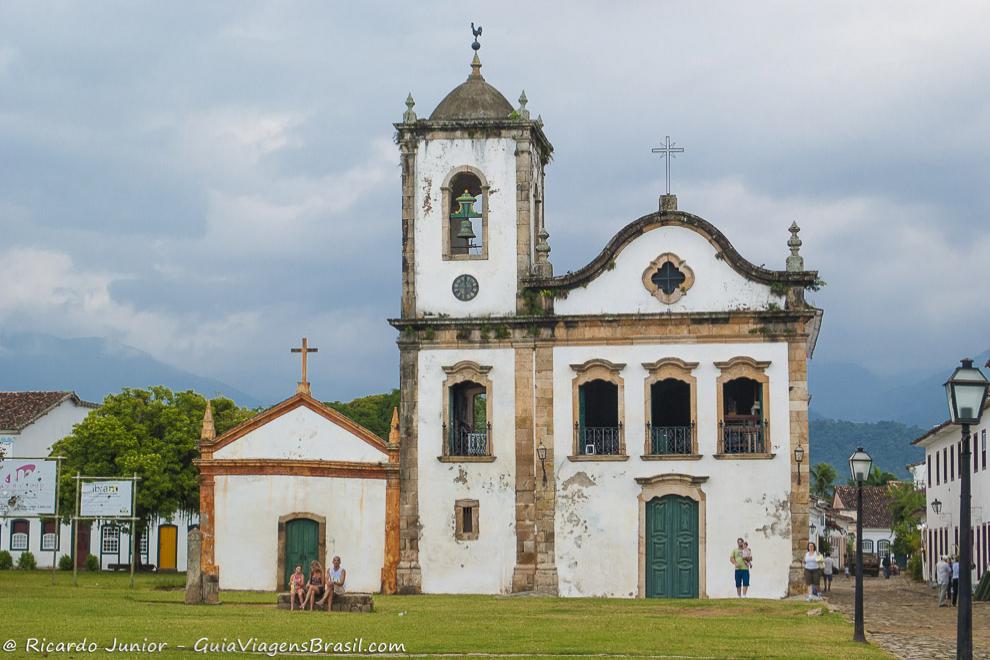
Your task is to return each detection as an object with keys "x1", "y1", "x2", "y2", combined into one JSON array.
[{"x1": 395, "y1": 33, "x2": 553, "y2": 320}]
